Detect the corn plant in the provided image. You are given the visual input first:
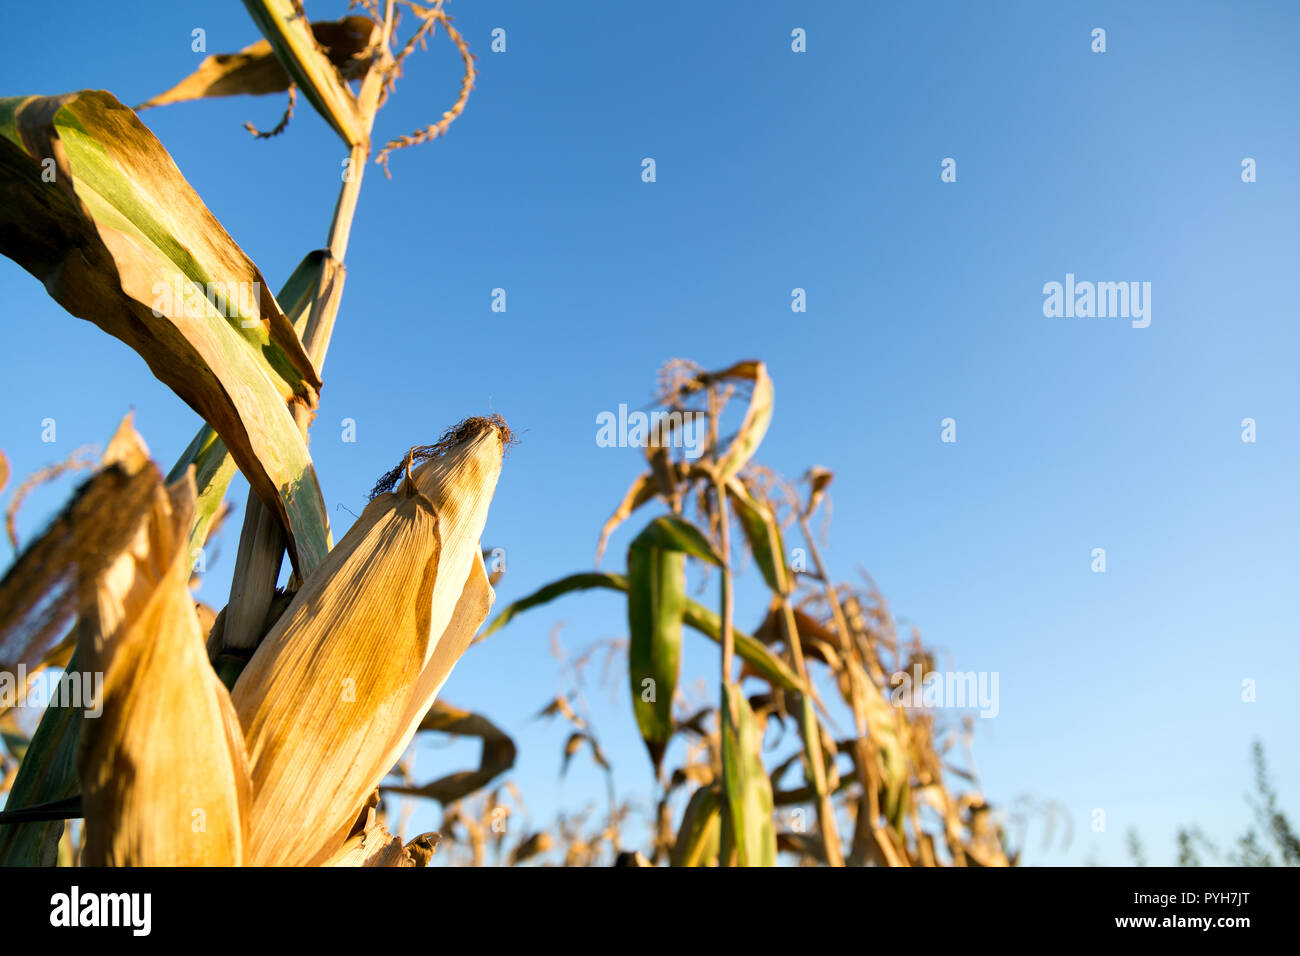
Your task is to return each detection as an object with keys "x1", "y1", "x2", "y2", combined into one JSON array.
[
  {"x1": 0, "y1": 1, "x2": 504, "y2": 866},
  {"x1": 482, "y1": 359, "x2": 1013, "y2": 866},
  {"x1": 0, "y1": 4, "x2": 1012, "y2": 869}
]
